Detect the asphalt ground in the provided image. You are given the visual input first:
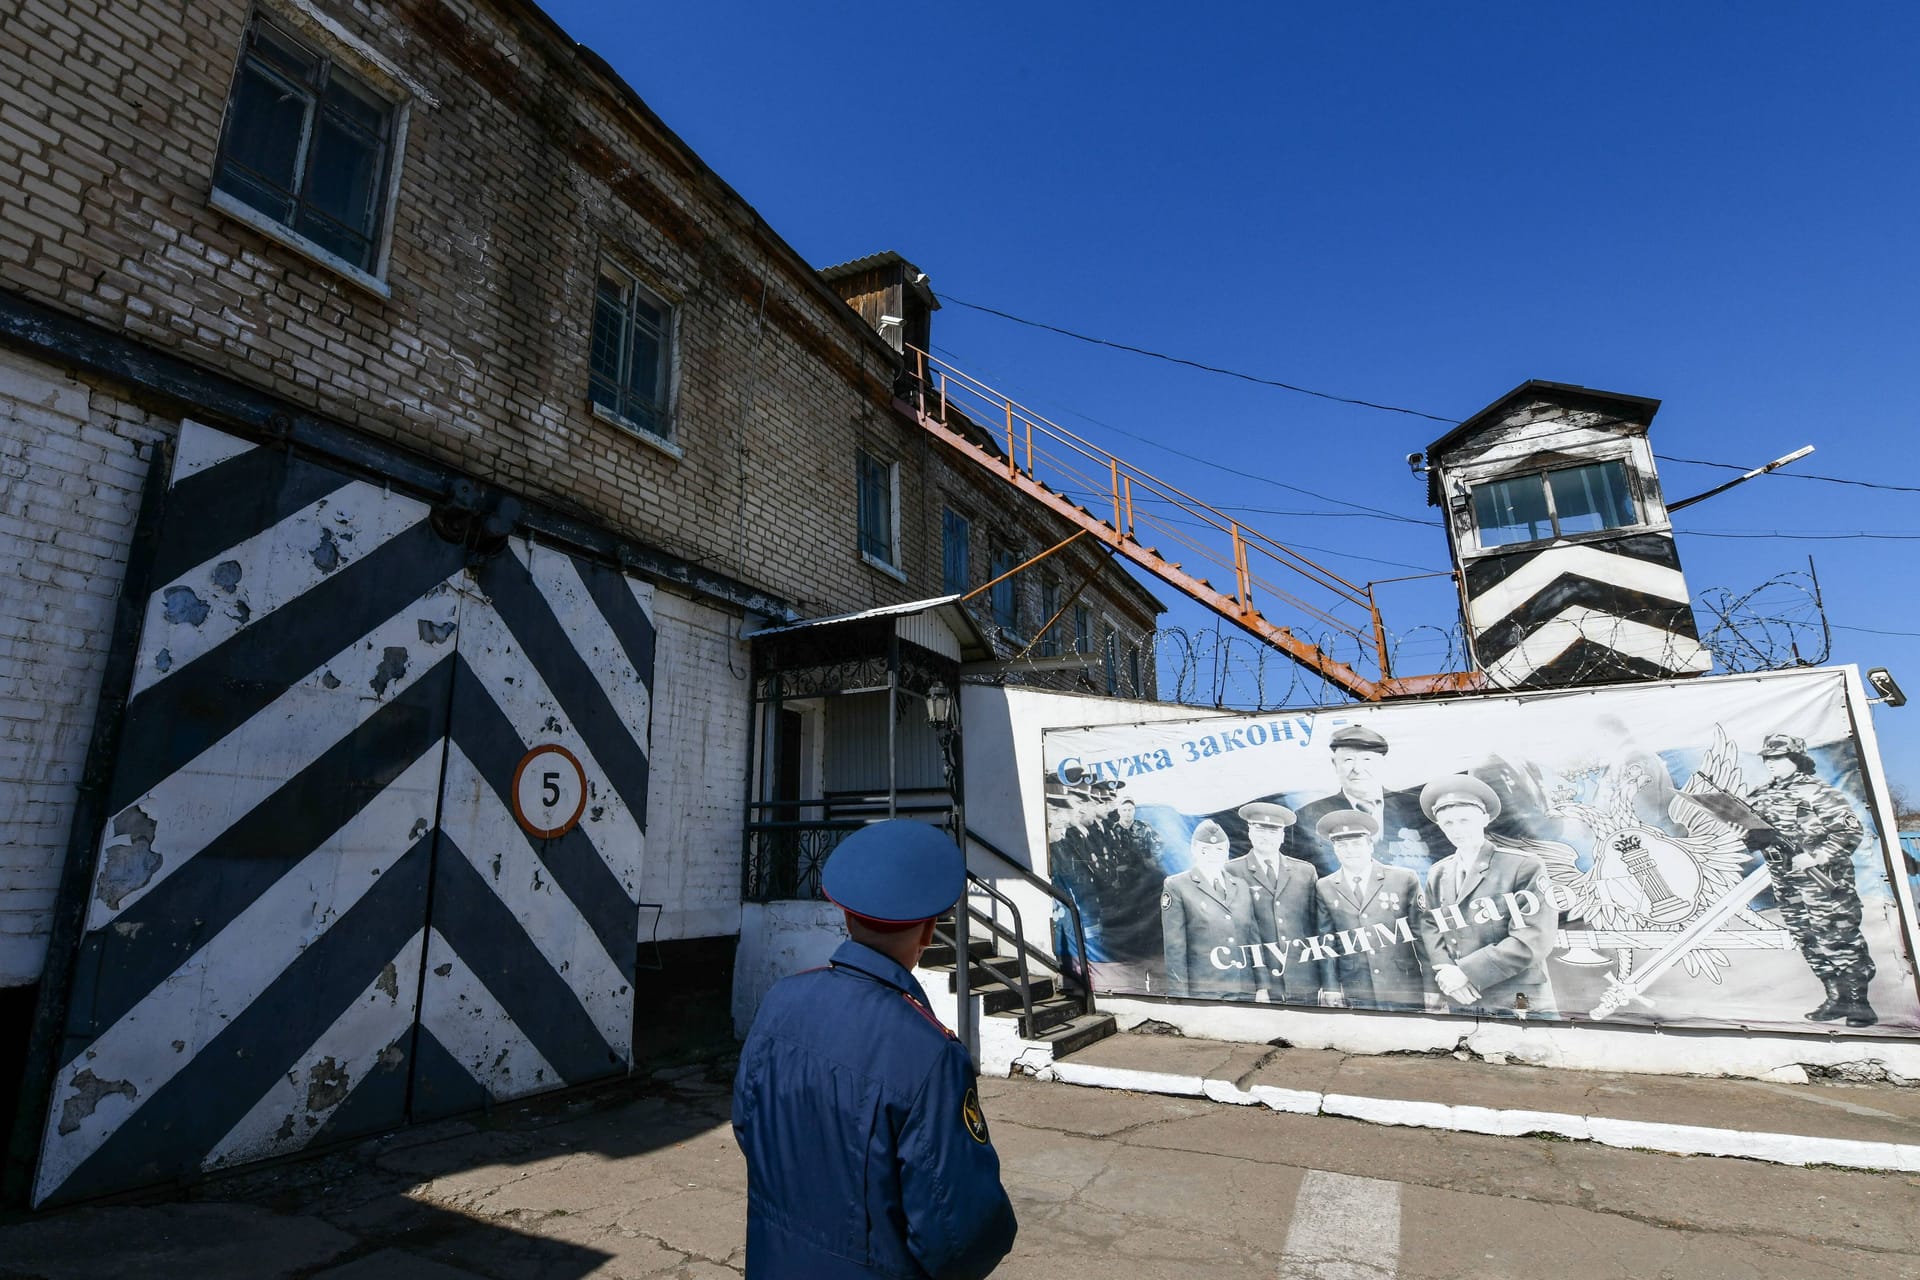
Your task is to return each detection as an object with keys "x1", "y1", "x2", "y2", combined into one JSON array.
[{"x1": 3, "y1": 1049, "x2": 1920, "y2": 1278}]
